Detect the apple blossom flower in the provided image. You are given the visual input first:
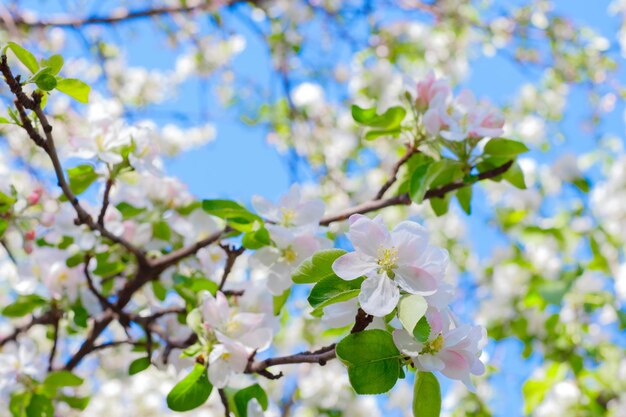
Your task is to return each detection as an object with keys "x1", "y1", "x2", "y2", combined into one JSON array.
[
  {"x1": 440, "y1": 90, "x2": 505, "y2": 141},
  {"x1": 252, "y1": 184, "x2": 325, "y2": 230},
  {"x1": 392, "y1": 317, "x2": 487, "y2": 390},
  {"x1": 199, "y1": 291, "x2": 272, "y2": 350},
  {"x1": 0, "y1": 340, "x2": 44, "y2": 398},
  {"x1": 415, "y1": 71, "x2": 451, "y2": 111},
  {"x1": 251, "y1": 227, "x2": 331, "y2": 295},
  {"x1": 207, "y1": 332, "x2": 253, "y2": 388},
  {"x1": 332, "y1": 214, "x2": 445, "y2": 316}
]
